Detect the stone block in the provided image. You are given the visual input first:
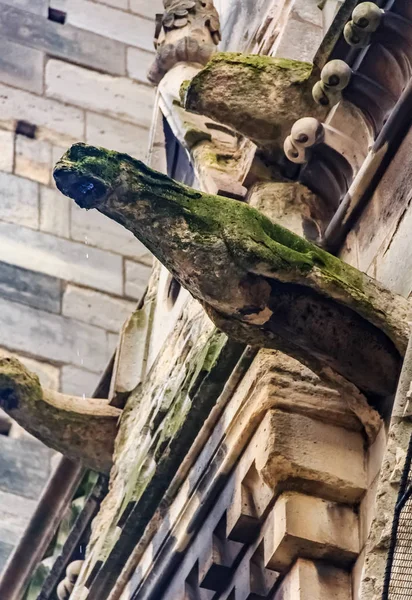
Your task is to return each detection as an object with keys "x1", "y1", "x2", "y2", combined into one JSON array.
[
  {"x1": 0, "y1": 296, "x2": 110, "y2": 372},
  {"x1": 62, "y1": 284, "x2": 135, "y2": 332},
  {"x1": 129, "y1": 0, "x2": 163, "y2": 19},
  {"x1": 15, "y1": 136, "x2": 52, "y2": 185},
  {"x1": 0, "y1": 82, "x2": 84, "y2": 144},
  {"x1": 0, "y1": 129, "x2": 14, "y2": 173},
  {"x1": 274, "y1": 558, "x2": 352, "y2": 600},
  {"x1": 0, "y1": 261, "x2": 61, "y2": 313},
  {"x1": 0, "y1": 435, "x2": 52, "y2": 499},
  {"x1": 0, "y1": 4, "x2": 126, "y2": 77},
  {"x1": 40, "y1": 186, "x2": 71, "y2": 238},
  {"x1": 265, "y1": 493, "x2": 359, "y2": 572},
  {"x1": 61, "y1": 365, "x2": 99, "y2": 396},
  {"x1": 0, "y1": 540, "x2": 14, "y2": 572},
  {"x1": 0, "y1": 221, "x2": 123, "y2": 295},
  {"x1": 274, "y1": 18, "x2": 323, "y2": 63},
  {"x1": 375, "y1": 202, "x2": 412, "y2": 297},
  {"x1": 124, "y1": 260, "x2": 152, "y2": 299},
  {"x1": 356, "y1": 127, "x2": 412, "y2": 273},
  {"x1": 127, "y1": 47, "x2": 155, "y2": 84},
  {"x1": 0, "y1": 38, "x2": 44, "y2": 94},
  {"x1": 71, "y1": 201, "x2": 152, "y2": 261},
  {"x1": 1, "y1": 0, "x2": 48, "y2": 15},
  {"x1": 0, "y1": 172, "x2": 39, "y2": 229},
  {"x1": 46, "y1": 59, "x2": 155, "y2": 130},
  {"x1": 256, "y1": 410, "x2": 367, "y2": 503},
  {"x1": 86, "y1": 112, "x2": 150, "y2": 159},
  {"x1": 53, "y1": 0, "x2": 154, "y2": 50},
  {"x1": 0, "y1": 347, "x2": 60, "y2": 390}
]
